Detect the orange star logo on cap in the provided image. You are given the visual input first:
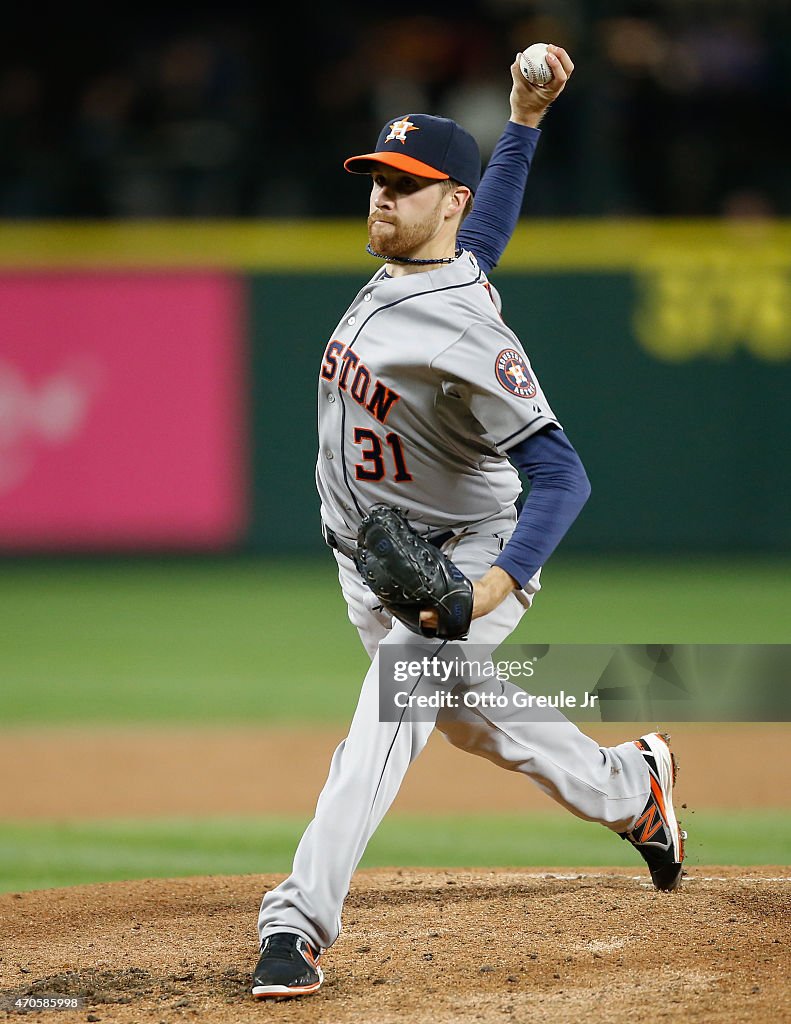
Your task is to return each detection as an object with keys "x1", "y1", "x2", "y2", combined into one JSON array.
[{"x1": 385, "y1": 117, "x2": 419, "y2": 144}]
